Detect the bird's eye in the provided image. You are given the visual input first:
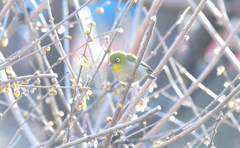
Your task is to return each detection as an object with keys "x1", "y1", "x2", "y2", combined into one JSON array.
[{"x1": 116, "y1": 58, "x2": 120, "y2": 63}]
